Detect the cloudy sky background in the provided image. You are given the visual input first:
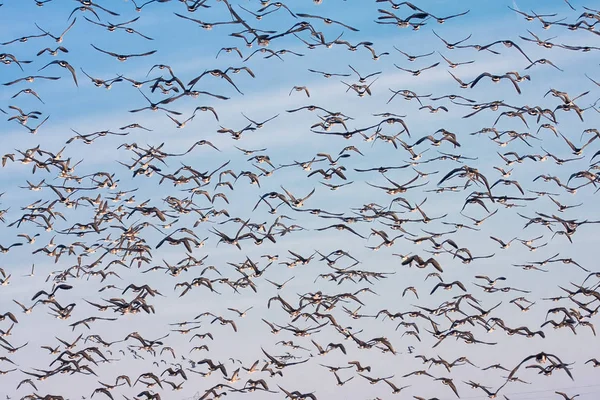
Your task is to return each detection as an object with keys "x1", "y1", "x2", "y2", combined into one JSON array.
[{"x1": 1, "y1": 0, "x2": 600, "y2": 399}]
